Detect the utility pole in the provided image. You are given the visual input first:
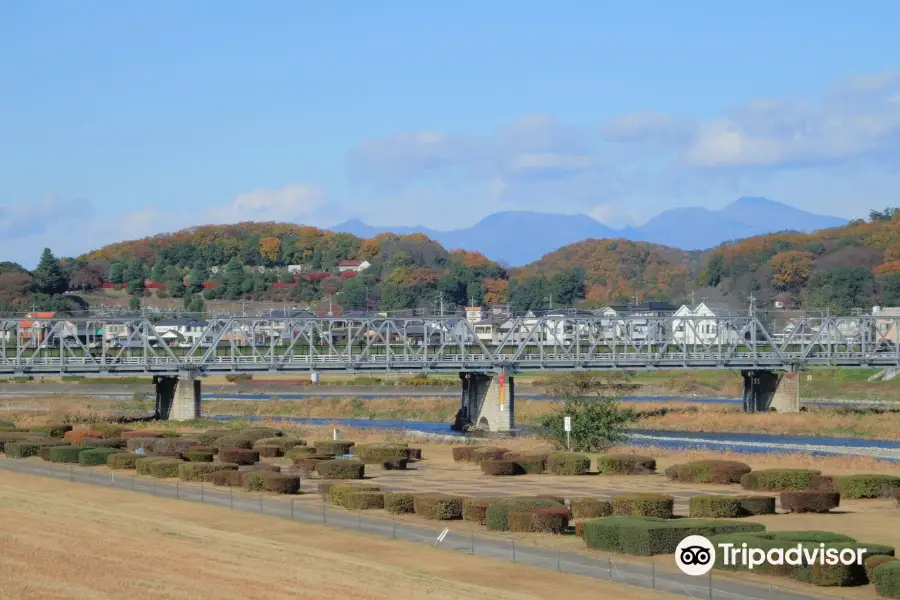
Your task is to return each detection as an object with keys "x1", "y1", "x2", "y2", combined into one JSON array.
[{"x1": 439, "y1": 293, "x2": 444, "y2": 317}]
